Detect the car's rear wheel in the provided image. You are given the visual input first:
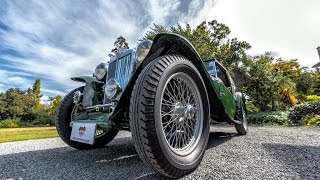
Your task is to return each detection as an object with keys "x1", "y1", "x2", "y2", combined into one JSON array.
[
  {"x1": 130, "y1": 54, "x2": 210, "y2": 178},
  {"x1": 56, "y1": 87, "x2": 118, "y2": 150},
  {"x1": 235, "y1": 101, "x2": 248, "y2": 135}
]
